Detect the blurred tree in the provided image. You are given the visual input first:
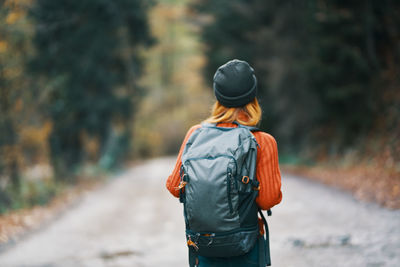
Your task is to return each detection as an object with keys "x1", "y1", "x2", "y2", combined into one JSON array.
[
  {"x1": 132, "y1": 0, "x2": 211, "y2": 158},
  {"x1": 29, "y1": 0, "x2": 154, "y2": 178},
  {"x1": 0, "y1": 0, "x2": 35, "y2": 196},
  {"x1": 304, "y1": 0, "x2": 400, "y2": 157},
  {"x1": 308, "y1": 0, "x2": 375, "y2": 148}
]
